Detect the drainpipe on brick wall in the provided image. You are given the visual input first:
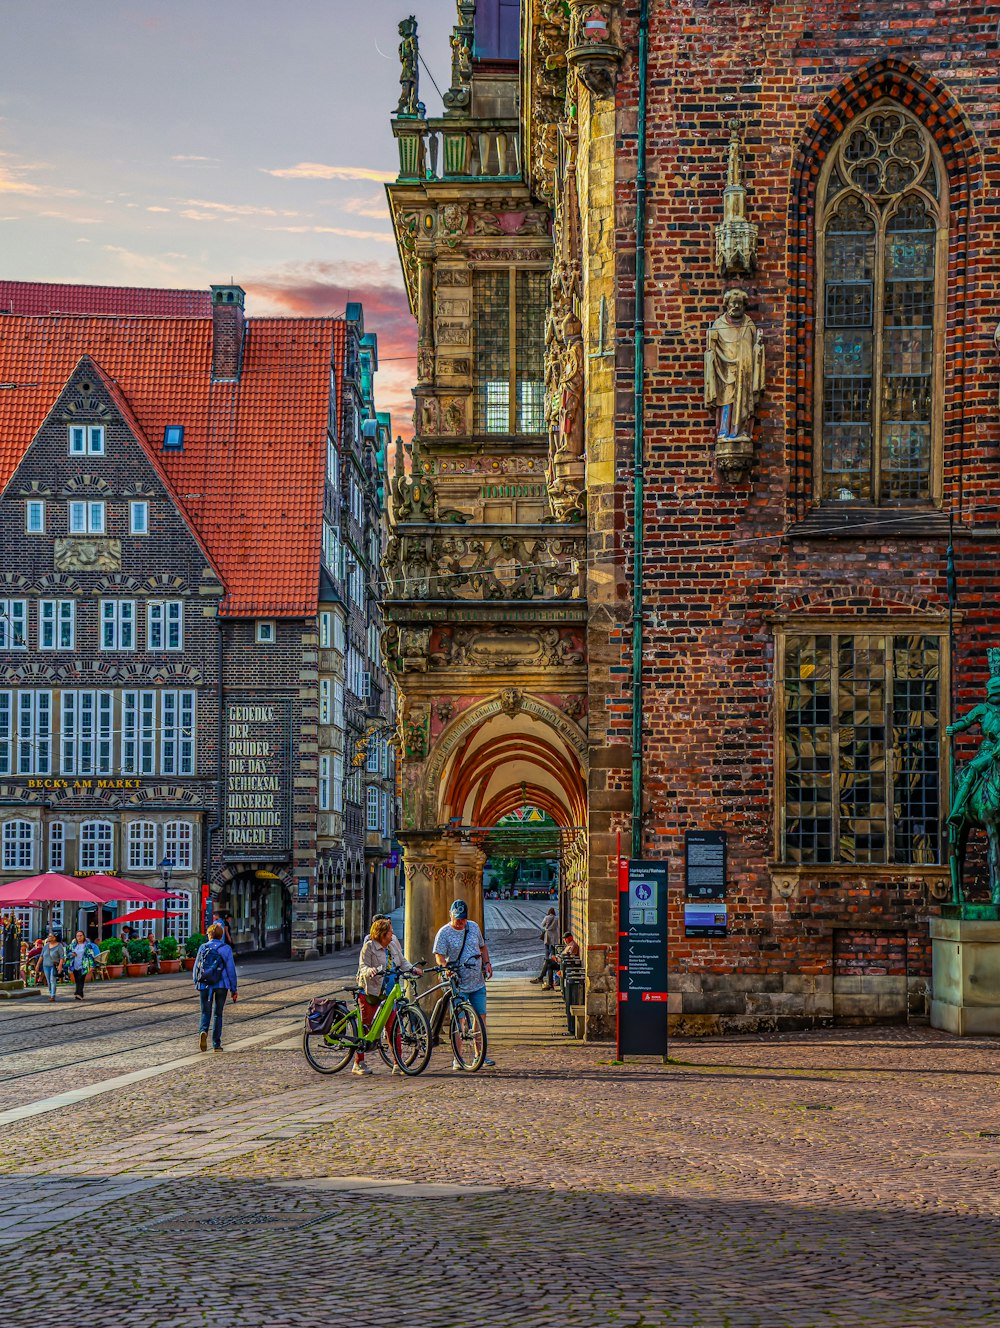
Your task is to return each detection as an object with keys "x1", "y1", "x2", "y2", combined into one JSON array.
[
  {"x1": 203, "y1": 615, "x2": 225, "y2": 923},
  {"x1": 630, "y1": 0, "x2": 650, "y2": 859}
]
